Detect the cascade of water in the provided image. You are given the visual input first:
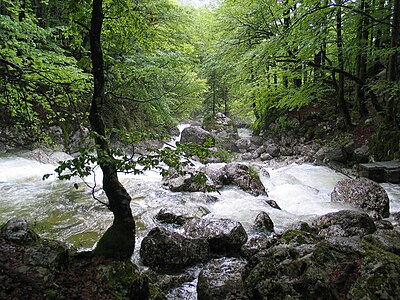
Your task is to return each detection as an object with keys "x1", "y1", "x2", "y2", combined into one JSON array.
[{"x1": 0, "y1": 129, "x2": 399, "y2": 250}]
